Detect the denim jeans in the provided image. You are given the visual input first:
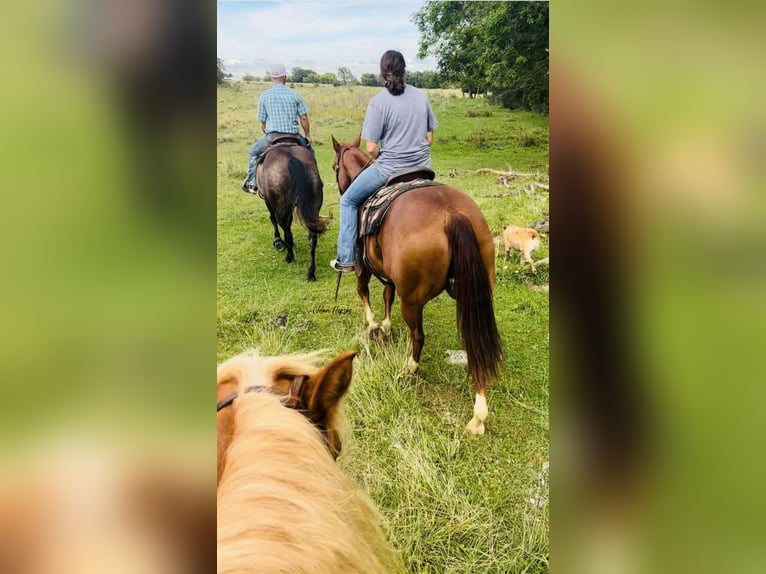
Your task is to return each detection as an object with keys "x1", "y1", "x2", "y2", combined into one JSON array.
[
  {"x1": 245, "y1": 132, "x2": 314, "y2": 186},
  {"x1": 335, "y1": 164, "x2": 388, "y2": 266}
]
